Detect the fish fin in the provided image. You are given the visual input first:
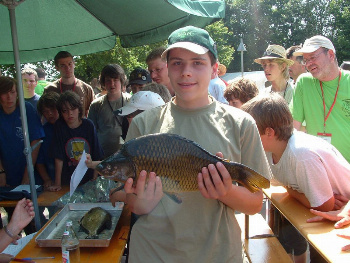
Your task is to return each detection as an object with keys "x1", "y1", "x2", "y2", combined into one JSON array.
[
  {"x1": 165, "y1": 192, "x2": 182, "y2": 204},
  {"x1": 238, "y1": 166, "x2": 270, "y2": 192}
]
